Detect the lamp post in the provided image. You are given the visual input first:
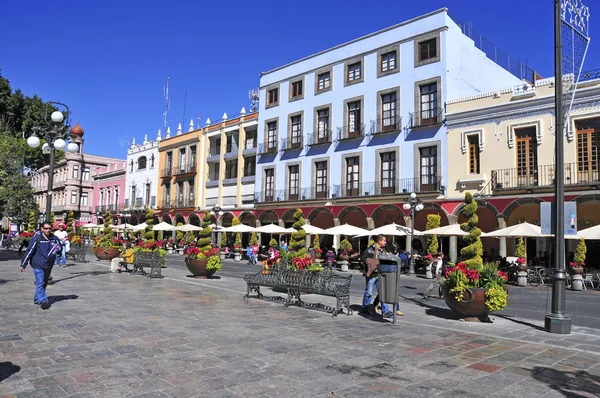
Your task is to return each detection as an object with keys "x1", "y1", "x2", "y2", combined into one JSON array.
[
  {"x1": 27, "y1": 102, "x2": 79, "y2": 224},
  {"x1": 403, "y1": 192, "x2": 424, "y2": 275}
]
